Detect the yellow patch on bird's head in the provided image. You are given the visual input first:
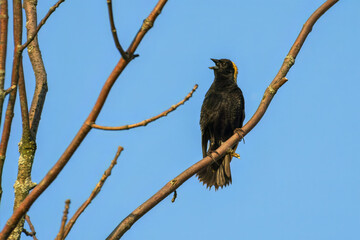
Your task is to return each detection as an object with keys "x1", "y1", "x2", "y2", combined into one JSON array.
[{"x1": 231, "y1": 61, "x2": 238, "y2": 83}]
